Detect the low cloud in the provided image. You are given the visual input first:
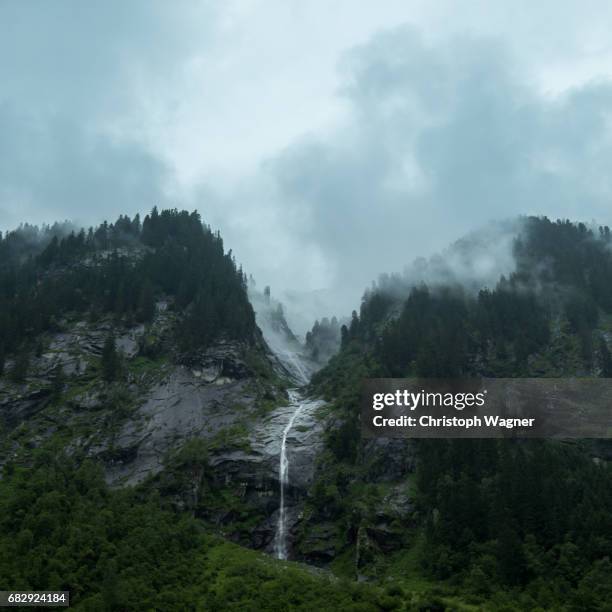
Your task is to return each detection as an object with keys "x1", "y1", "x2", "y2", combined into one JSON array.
[
  {"x1": 0, "y1": 103, "x2": 169, "y2": 228},
  {"x1": 0, "y1": 0, "x2": 216, "y2": 229},
  {"x1": 220, "y1": 27, "x2": 612, "y2": 318},
  {"x1": 3, "y1": 5, "x2": 612, "y2": 325}
]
